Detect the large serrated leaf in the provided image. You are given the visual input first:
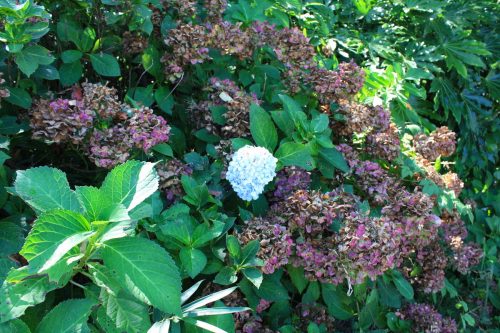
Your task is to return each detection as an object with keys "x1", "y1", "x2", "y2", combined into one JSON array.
[
  {"x1": 100, "y1": 161, "x2": 159, "y2": 212},
  {"x1": 20, "y1": 210, "x2": 92, "y2": 275},
  {"x1": 14, "y1": 167, "x2": 81, "y2": 213},
  {"x1": 249, "y1": 104, "x2": 278, "y2": 152},
  {"x1": 0, "y1": 222, "x2": 24, "y2": 256},
  {"x1": 0, "y1": 267, "x2": 59, "y2": 323},
  {"x1": 101, "y1": 290, "x2": 151, "y2": 333},
  {"x1": 35, "y1": 298, "x2": 96, "y2": 333},
  {"x1": 101, "y1": 237, "x2": 181, "y2": 315},
  {"x1": 75, "y1": 186, "x2": 130, "y2": 222}
]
